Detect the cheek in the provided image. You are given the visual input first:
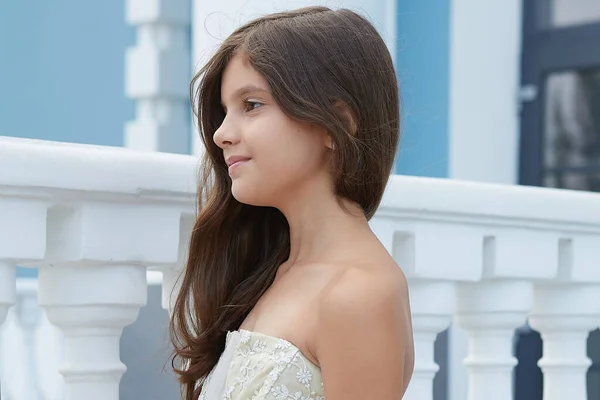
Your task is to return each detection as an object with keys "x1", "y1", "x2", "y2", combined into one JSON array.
[
  {"x1": 270, "y1": 126, "x2": 324, "y2": 170},
  {"x1": 250, "y1": 121, "x2": 317, "y2": 172},
  {"x1": 265, "y1": 143, "x2": 323, "y2": 179},
  {"x1": 230, "y1": 118, "x2": 327, "y2": 204},
  {"x1": 230, "y1": 146, "x2": 322, "y2": 205}
]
